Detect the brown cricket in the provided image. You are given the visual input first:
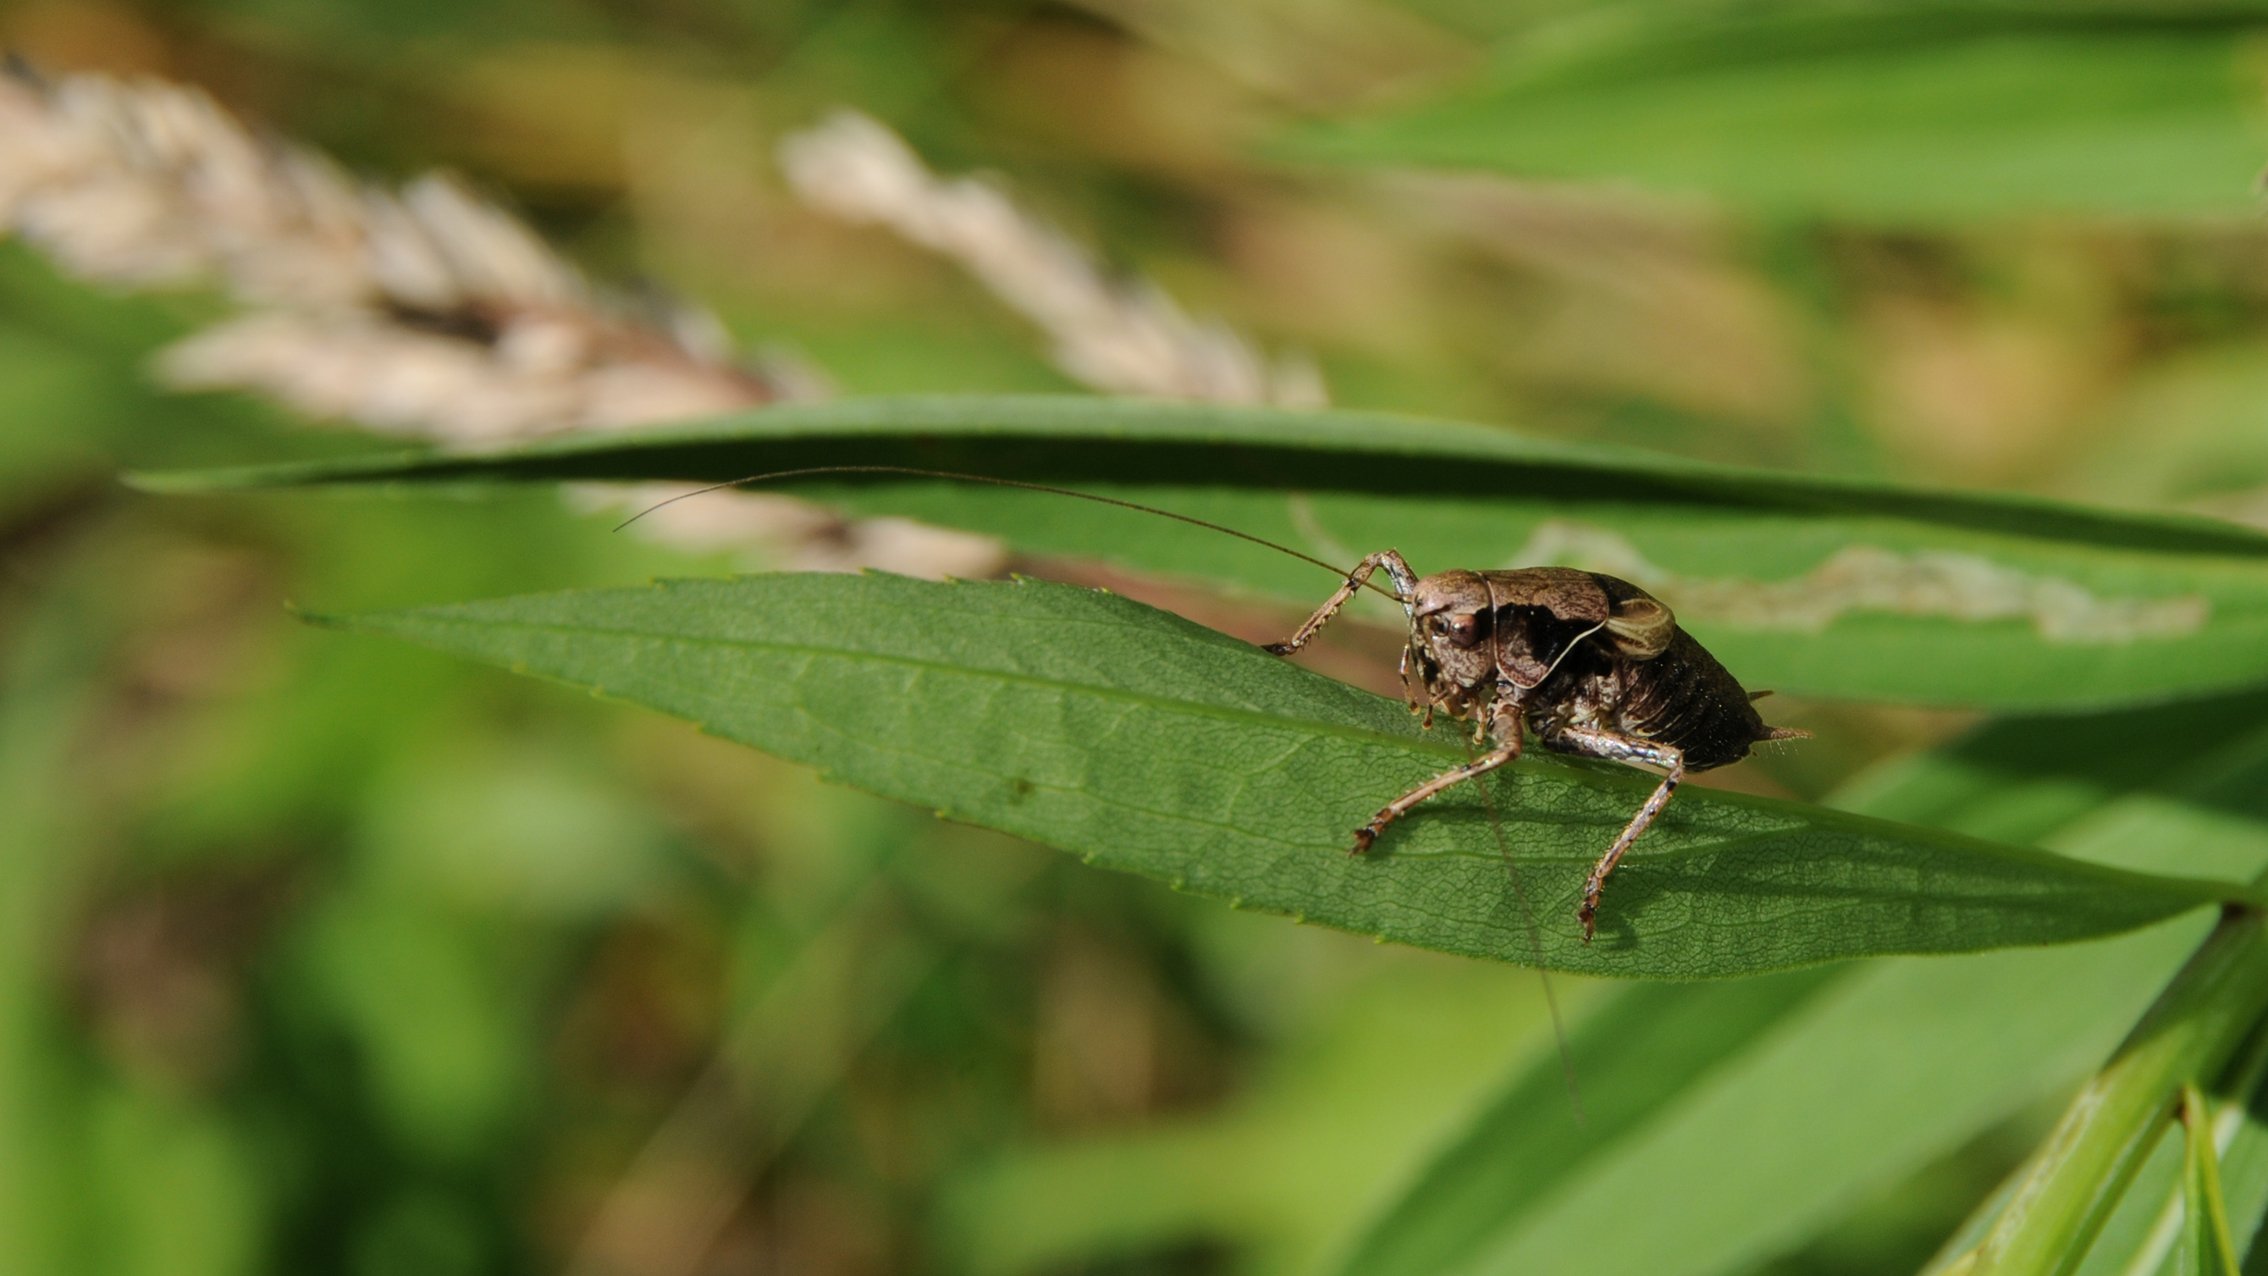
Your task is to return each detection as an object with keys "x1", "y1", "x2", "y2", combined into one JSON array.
[
  {"x1": 625, "y1": 468, "x2": 1807, "y2": 944},
  {"x1": 1261, "y1": 551, "x2": 1807, "y2": 943}
]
